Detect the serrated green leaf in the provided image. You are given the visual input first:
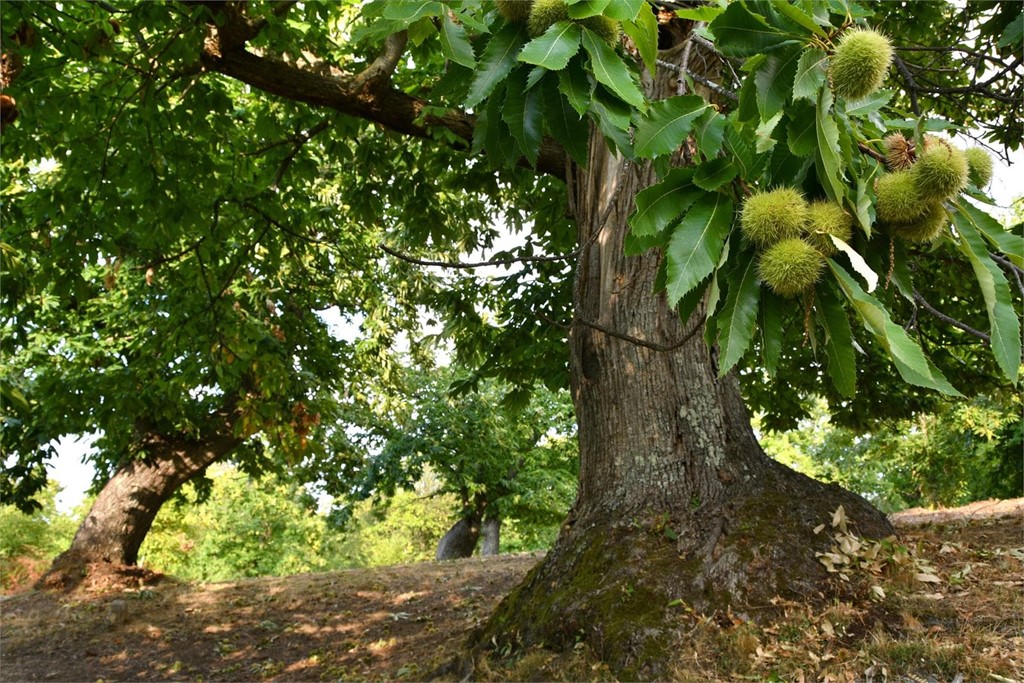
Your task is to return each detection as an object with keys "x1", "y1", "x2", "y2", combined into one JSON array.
[
  {"x1": 708, "y1": 2, "x2": 794, "y2": 57},
  {"x1": 581, "y1": 28, "x2": 645, "y2": 109},
  {"x1": 693, "y1": 109, "x2": 727, "y2": 159},
  {"x1": 725, "y1": 119, "x2": 769, "y2": 180},
  {"x1": 622, "y1": 6, "x2": 658, "y2": 75},
  {"x1": 844, "y1": 89, "x2": 894, "y2": 116},
  {"x1": 519, "y1": 21, "x2": 582, "y2": 71},
  {"x1": 466, "y1": 24, "x2": 527, "y2": 108},
  {"x1": 792, "y1": 47, "x2": 827, "y2": 102},
  {"x1": 959, "y1": 201, "x2": 1024, "y2": 268},
  {"x1": 676, "y1": 6, "x2": 724, "y2": 22},
  {"x1": 717, "y1": 255, "x2": 761, "y2": 375},
  {"x1": 542, "y1": 76, "x2": 589, "y2": 167},
  {"x1": 817, "y1": 287, "x2": 857, "y2": 397},
  {"x1": 666, "y1": 193, "x2": 735, "y2": 307},
  {"x1": 755, "y1": 45, "x2": 802, "y2": 122},
  {"x1": 953, "y1": 209, "x2": 1022, "y2": 382},
  {"x1": 502, "y1": 69, "x2": 544, "y2": 166},
  {"x1": 771, "y1": 0, "x2": 827, "y2": 37},
  {"x1": 998, "y1": 10, "x2": 1023, "y2": 48},
  {"x1": 604, "y1": 0, "x2": 645, "y2": 21},
  {"x1": 760, "y1": 289, "x2": 784, "y2": 378},
  {"x1": 693, "y1": 157, "x2": 738, "y2": 191},
  {"x1": 439, "y1": 13, "x2": 476, "y2": 68},
  {"x1": 755, "y1": 111, "x2": 783, "y2": 153},
  {"x1": 815, "y1": 87, "x2": 845, "y2": 202},
  {"x1": 628, "y1": 168, "x2": 699, "y2": 237},
  {"x1": 383, "y1": 0, "x2": 444, "y2": 23},
  {"x1": 634, "y1": 95, "x2": 709, "y2": 158},
  {"x1": 829, "y1": 260, "x2": 961, "y2": 395},
  {"x1": 558, "y1": 58, "x2": 593, "y2": 115},
  {"x1": 568, "y1": 0, "x2": 611, "y2": 19},
  {"x1": 704, "y1": 240, "x2": 732, "y2": 348},
  {"x1": 854, "y1": 175, "x2": 874, "y2": 236}
]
